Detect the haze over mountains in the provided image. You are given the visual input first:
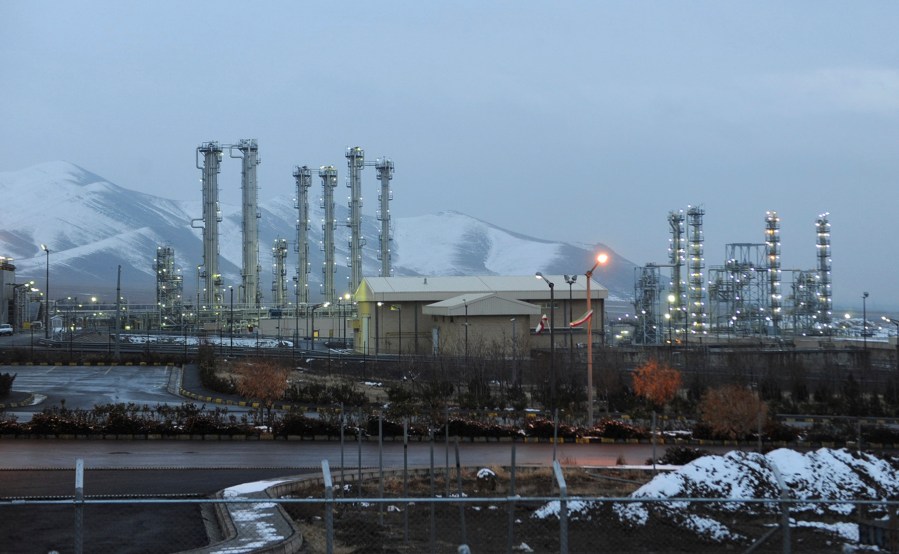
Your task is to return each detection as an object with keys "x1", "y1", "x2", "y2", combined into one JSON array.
[{"x1": 0, "y1": 162, "x2": 635, "y2": 303}]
